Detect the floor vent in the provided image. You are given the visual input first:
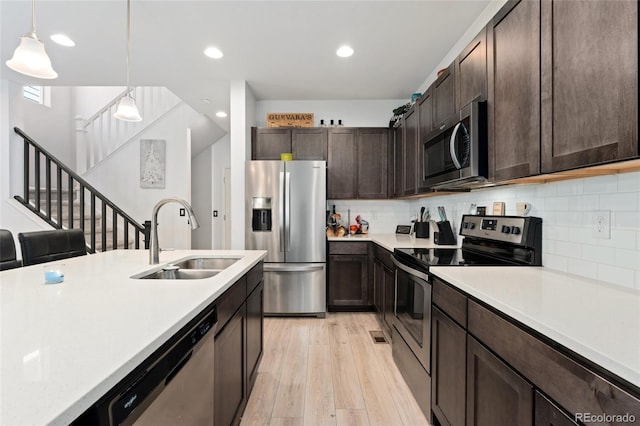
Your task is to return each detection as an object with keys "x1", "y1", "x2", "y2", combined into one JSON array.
[{"x1": 369, "y1": 330, "x2": 388, "y2": 344}]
